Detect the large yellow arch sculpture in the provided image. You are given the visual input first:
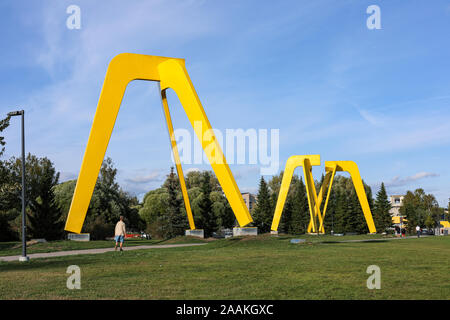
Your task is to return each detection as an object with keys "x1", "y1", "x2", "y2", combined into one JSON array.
[{"x1": 64, "y1": 53, "x2": 253, "y2": 234}]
